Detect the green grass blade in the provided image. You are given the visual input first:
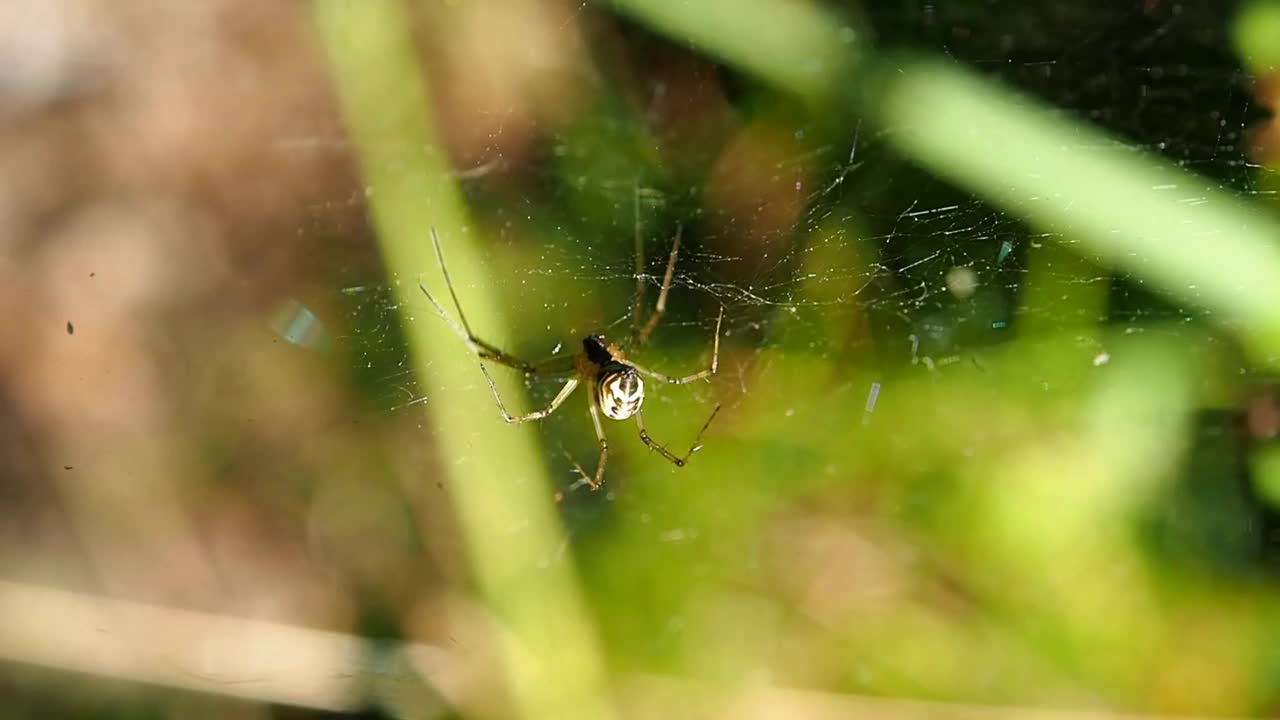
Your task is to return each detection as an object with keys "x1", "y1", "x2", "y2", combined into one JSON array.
[
  {"x1": 313, "y1": 2, "x2": 615, "y2": 718},
  {"x1": 876, "y1": 59, "x2": 1280, "y2": 358},
  {"x1": 604, "y1": 0, "x2": 859, "y2": 100}
]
